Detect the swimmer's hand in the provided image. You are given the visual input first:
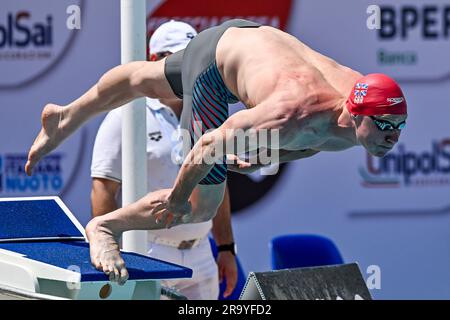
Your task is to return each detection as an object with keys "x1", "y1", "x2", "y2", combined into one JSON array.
[
  {"x1": 226, "y1": 154, "x2": 260, "y2": 174},
  {"x1": 150, "y1": 189, "x2": 193, "y2": 228}
]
